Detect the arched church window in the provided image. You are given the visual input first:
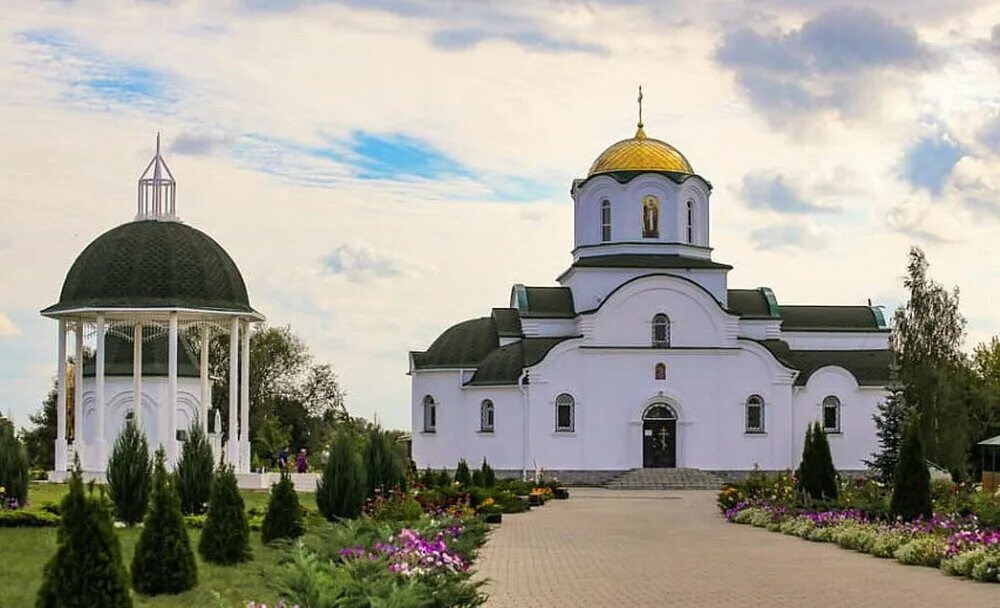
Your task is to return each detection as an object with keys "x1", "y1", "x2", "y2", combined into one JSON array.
[
  {"x1": 601, "y1": 200, "x2": 612, "y2": 242},
  {"x1": 746, "y1": 395, "x2": 765, "y2": 433},
  {"x1": 555, "y1": 393, "x2": 575, "y2": 432},
  {"x1": 652, "y1": 313, "x2": 670, "y2": 348},
  {"x1": 480, "y1": 399, "x2": 495, "y2": 433},
  {"x1": 655, "y1": 362, "x2": 666, "y2": 380},
  {"x1": 686, "y1": 200, "x2": 694, "y2": 243},
  {"x1": 822, "y1": 396, "x2": 841, "y2": 433},
  {"x1": 641, "y1": 195, "x2": 659, "y2": 238},
  {"x1": 422, "y1": 395, "x2": 437, "y2": 433}
]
